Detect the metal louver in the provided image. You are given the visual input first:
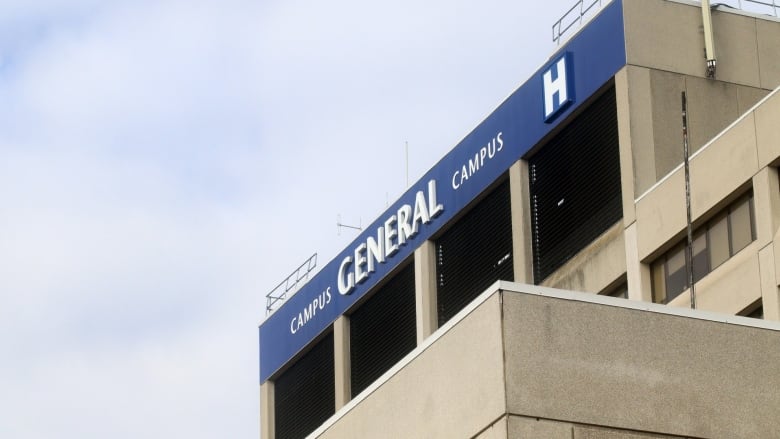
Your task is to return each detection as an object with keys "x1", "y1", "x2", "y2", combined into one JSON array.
[
  {"x1": 349, "y1": 261, "x2": 416, "y2": 398},
  {"x1": 436, "y1": 179, "x2": 514, "y2": 326},
  {"x1": 529, "y1": 85, "x2": 621, "y2": 283},
  {"x1": 274, "y1": 331, "x2": 334, "y2": 439}
]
